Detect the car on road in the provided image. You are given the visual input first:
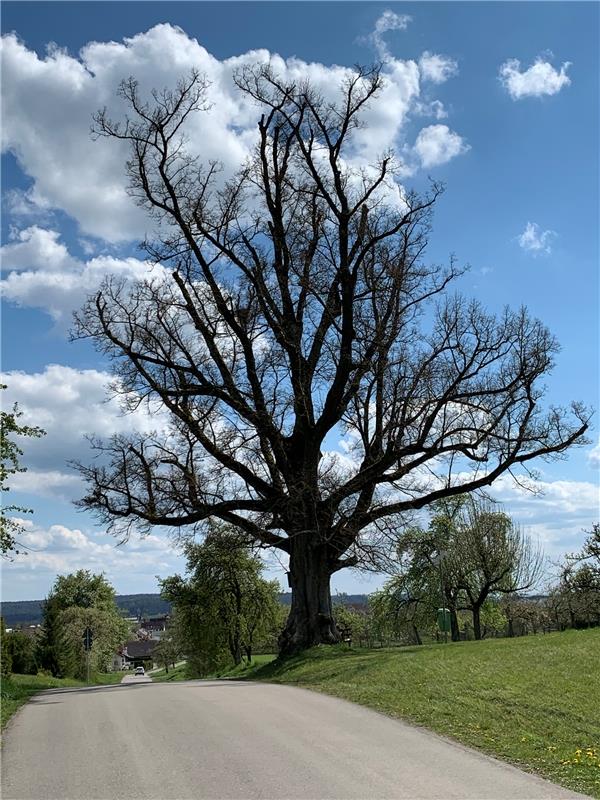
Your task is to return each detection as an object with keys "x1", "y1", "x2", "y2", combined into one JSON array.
[{"x1": 134, "y1": 666, "x2": 145, "y2": 676}]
